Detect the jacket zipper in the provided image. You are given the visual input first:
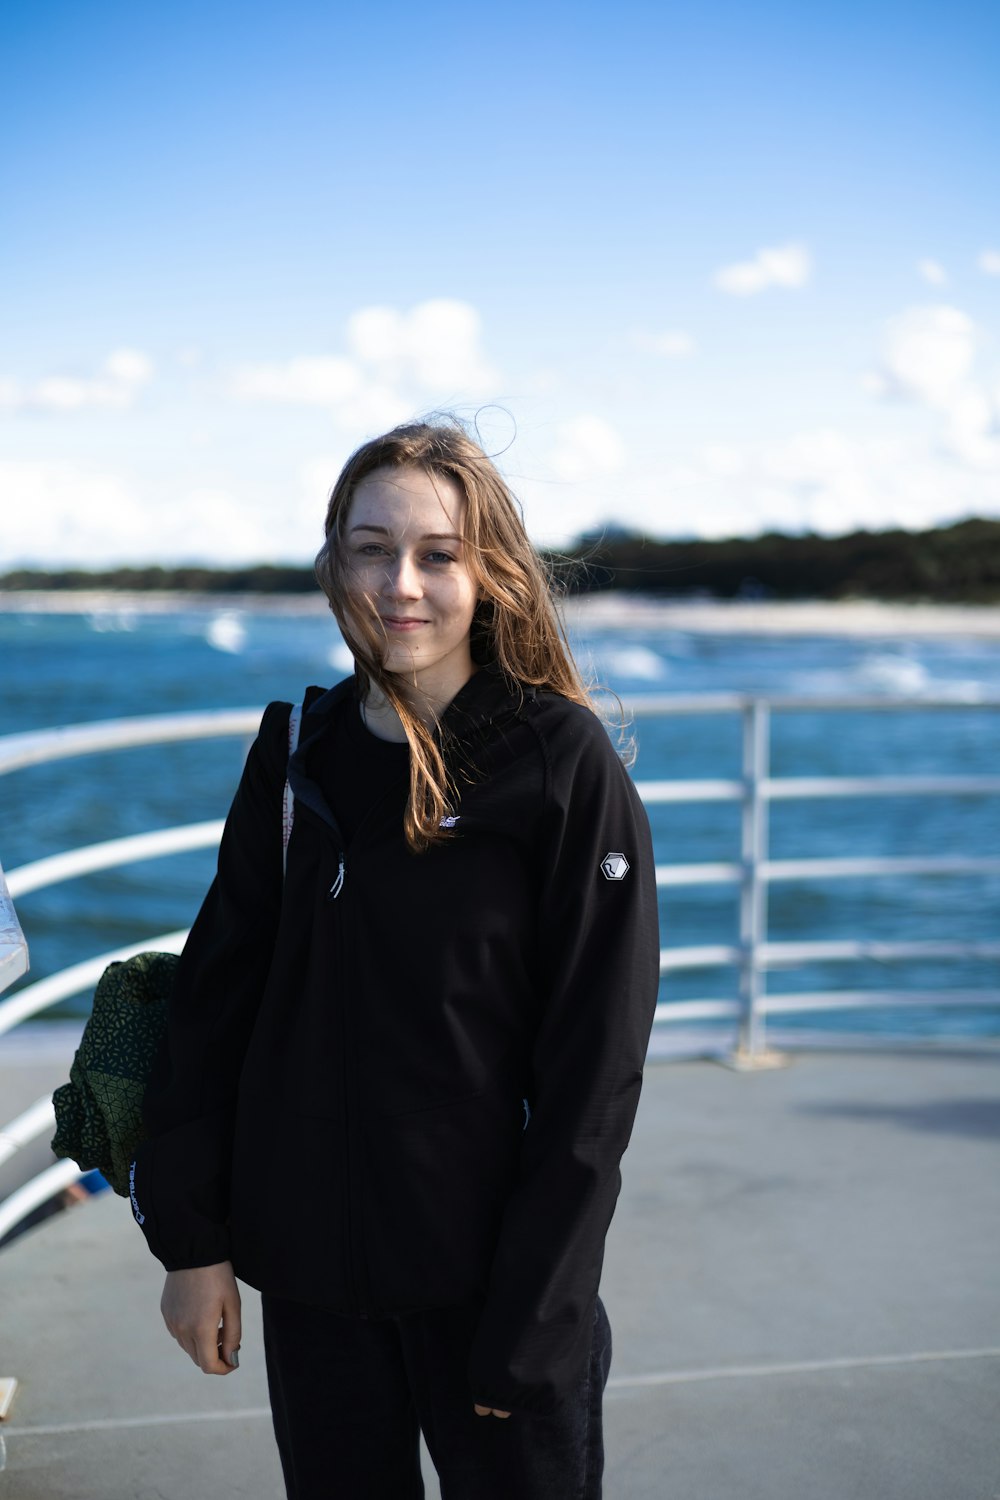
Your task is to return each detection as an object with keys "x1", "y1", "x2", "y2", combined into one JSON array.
[
  {"x1": 317, "y1": 771, "x2": 412, "y2": 1315},
  {"x1": 328, "y1": 859, "x2": 366, "y2": 1314}
]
